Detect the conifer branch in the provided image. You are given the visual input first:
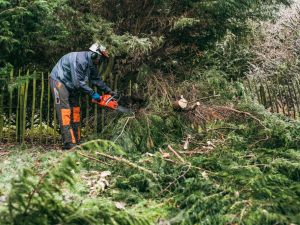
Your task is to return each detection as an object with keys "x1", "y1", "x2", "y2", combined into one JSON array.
[
  {"x1": 24, "y1": 171, "x2": 49, "y2": 215},
  {"x1": 94, "y1": 152, "x2": 158, "y2": 180},
  {"x1": 167, "y1": 145, "x2": 185, "y2": 163},
  {"x1": 219, "y1": 106, "x2": 267, "y2": 129},
  {"x1": 77, "y1": 152, "x2": 110, "y2": 166}
]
